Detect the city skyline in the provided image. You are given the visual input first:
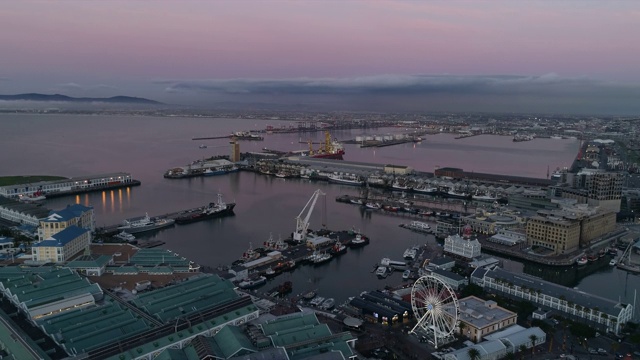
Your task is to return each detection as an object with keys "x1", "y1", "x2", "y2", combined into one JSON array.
[{"x1": 2, "y1": 1, "x2": 640, "y2": 114}]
